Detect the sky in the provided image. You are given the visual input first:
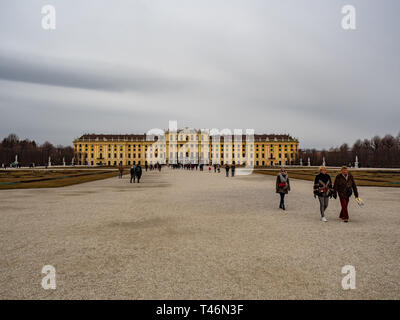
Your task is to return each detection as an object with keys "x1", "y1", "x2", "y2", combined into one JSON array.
[{"x1": 0, "y1": 0, "x2": 399, "y2": 149}]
